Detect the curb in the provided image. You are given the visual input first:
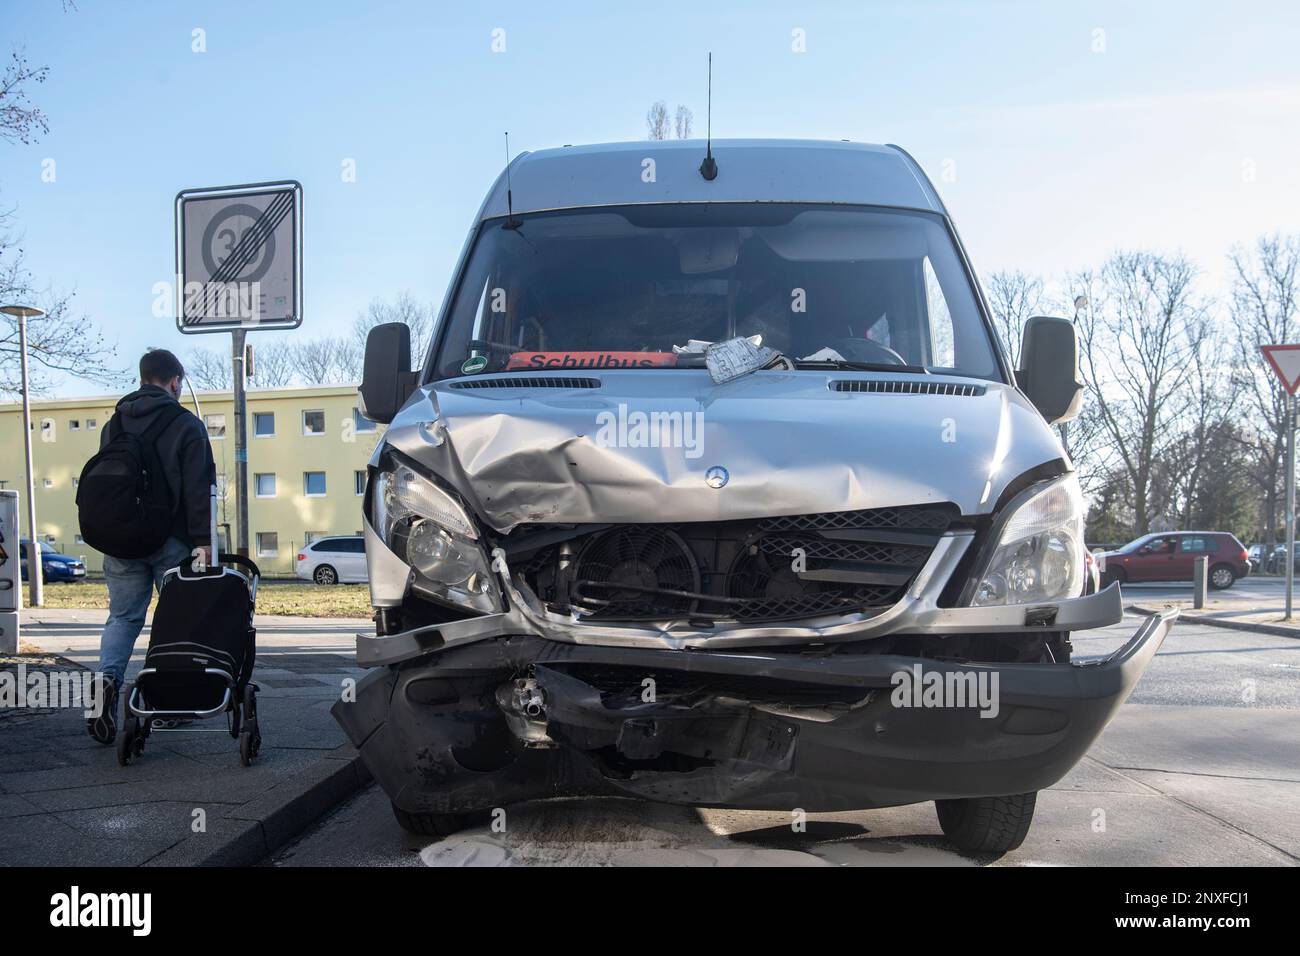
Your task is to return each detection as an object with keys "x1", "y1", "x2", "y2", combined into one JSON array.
[
  {"x1": 1125, "y1": 604, "x2": 1300, "y2": 639},
  {"x1": 145, "y1": 745, "x2": 372, "y2": 867}
]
